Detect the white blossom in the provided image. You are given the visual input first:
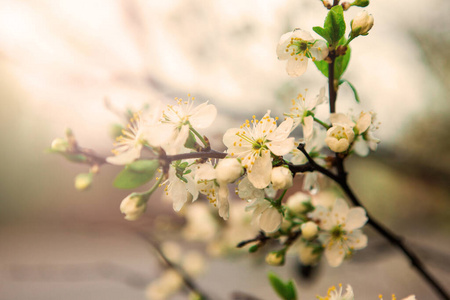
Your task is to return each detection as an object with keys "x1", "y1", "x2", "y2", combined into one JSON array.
[
  {"x1": 310, "y1": 199, "x2": 368, "y2": 267},
  {"x1": 277, "y1": 29, "x2": 328, "y2": 77},
  {"x1": 194, "y1": 162, "x2": 230, "y2": 220},
  {"x1": 246, "y1": 198, "x2": 282, "y2": 233},
  {"x1": 285, "y1": 87, "x2": 327, "y2": 142},
  {"x1": 223, "y1": 111, "x2": 295, "y2": 189},
  {"x1": 318, "y1": 284, "x2": 354, "y2": 300},
  {"x1": 164, "y1": 162, "x2": 198, "y2": 212}
]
